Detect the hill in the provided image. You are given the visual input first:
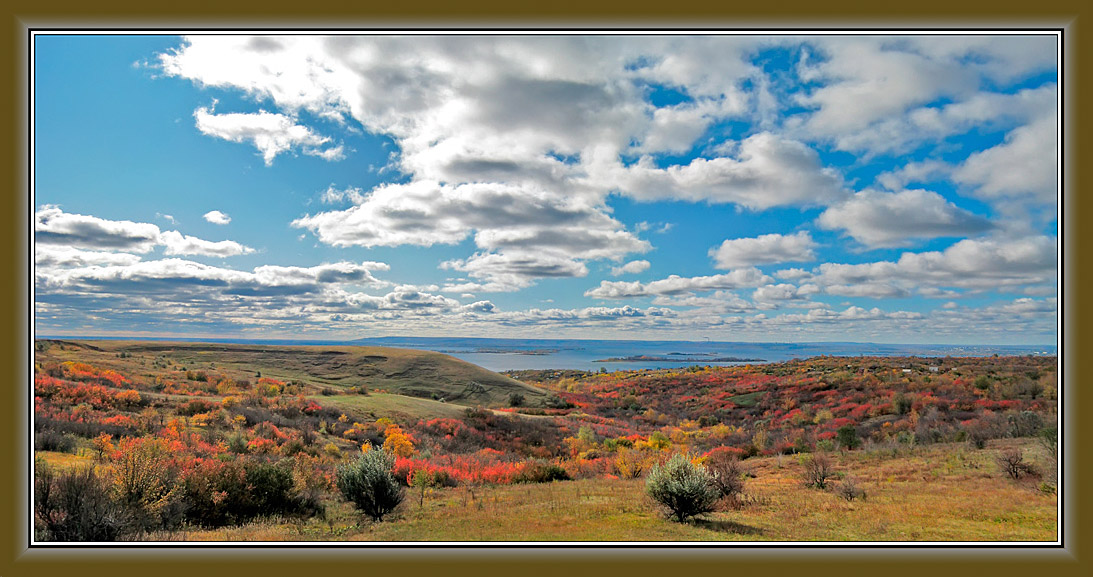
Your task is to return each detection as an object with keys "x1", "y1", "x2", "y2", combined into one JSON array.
[{"x1": 34, "y1": 340, "x2": 552, "y2": 409}]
